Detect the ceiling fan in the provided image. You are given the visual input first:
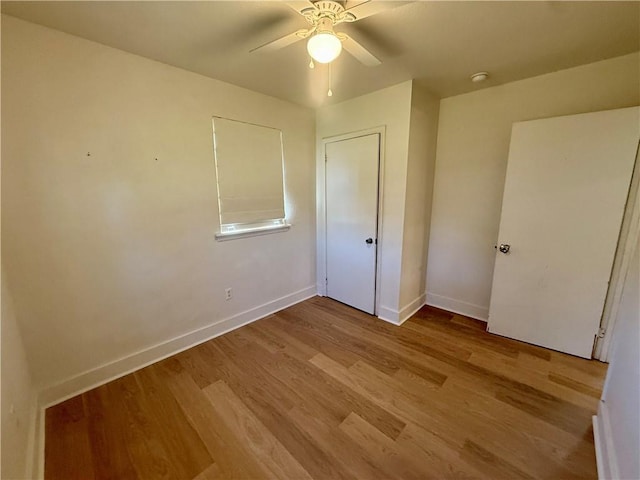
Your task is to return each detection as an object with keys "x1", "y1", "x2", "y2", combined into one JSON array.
[{"x1": 251, "y1": 1, "x2": 408, "y2": 67}]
